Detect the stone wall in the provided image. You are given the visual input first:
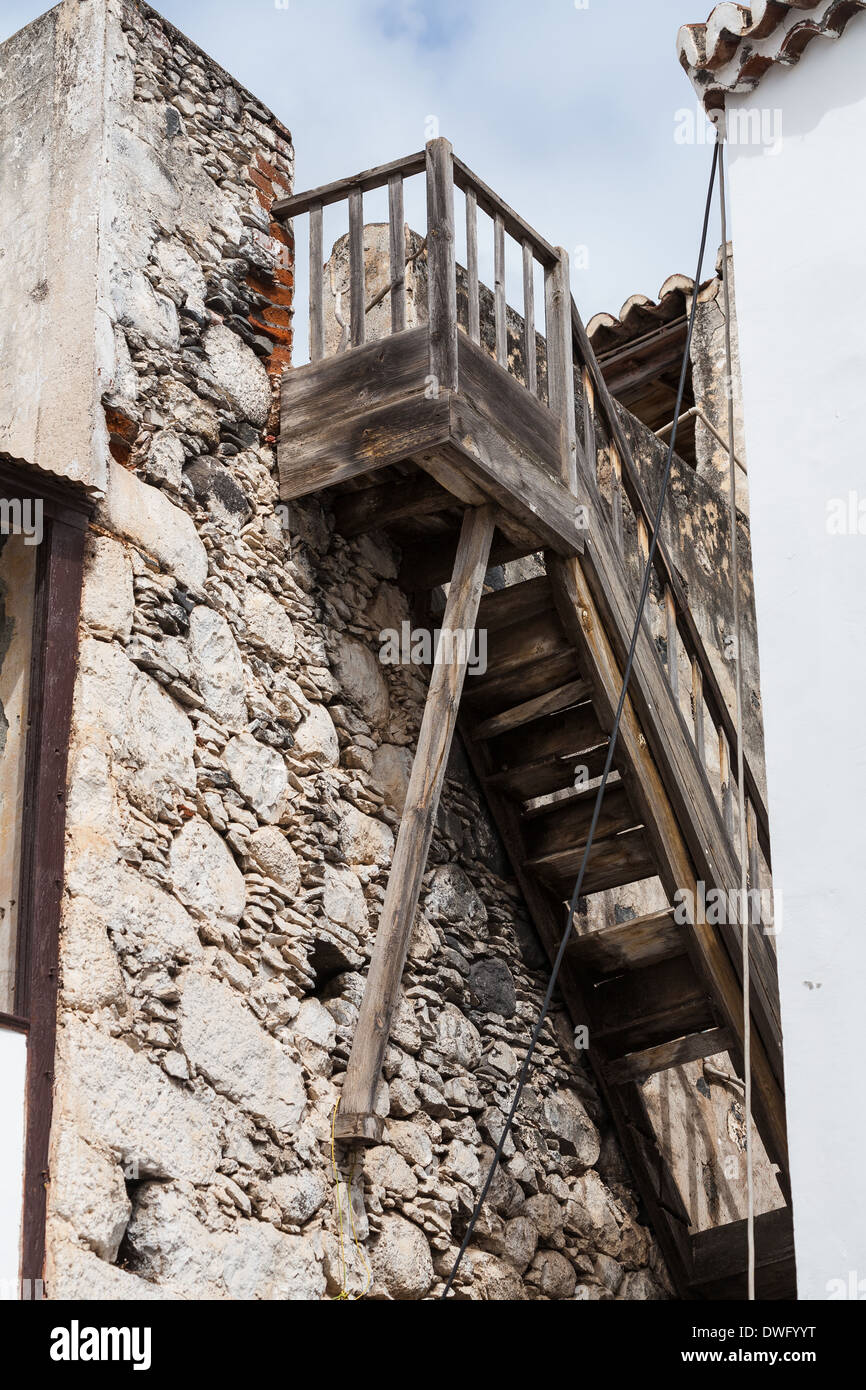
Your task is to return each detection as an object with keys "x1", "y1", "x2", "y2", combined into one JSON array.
[{"x1": 36, "y1": 0, "x2": 671, "y2": 1300}]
